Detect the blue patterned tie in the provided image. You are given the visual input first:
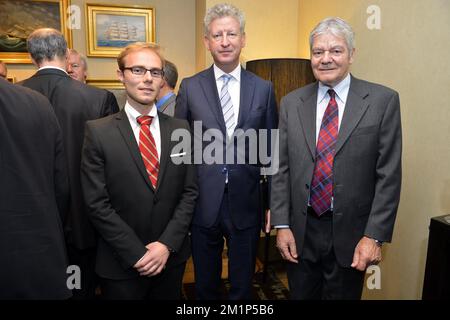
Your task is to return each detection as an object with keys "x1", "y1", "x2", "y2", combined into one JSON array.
[{"x1": 220, "y1": 74, "x2": 235, "y2": 138}]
